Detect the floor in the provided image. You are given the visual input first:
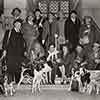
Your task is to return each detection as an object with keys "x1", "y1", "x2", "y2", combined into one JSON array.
[{"x1": 0, "y1": 86, "x2": 100, "y2": 100}]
